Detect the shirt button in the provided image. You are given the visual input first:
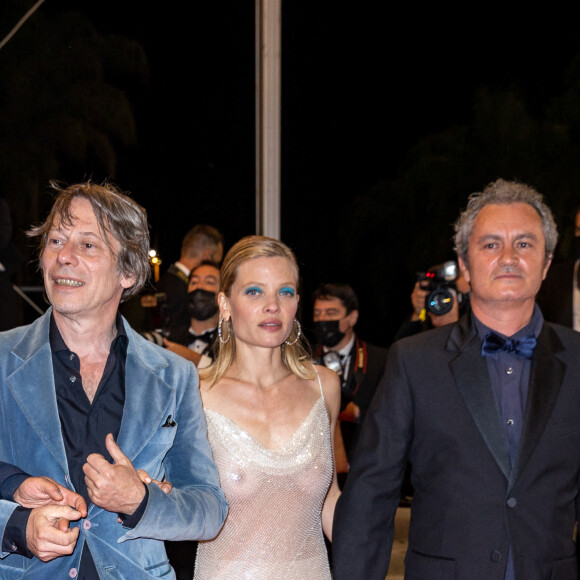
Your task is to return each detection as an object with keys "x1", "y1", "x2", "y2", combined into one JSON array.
[
  {"x1": 490, "y1": 550, "x2": 502, "y2": 562},
  {"x1": 507, "y1": 497, "x2": 517, "y2": 508},
  {"x1": 505, "y1": 367, "x2": 513, "y2": 375},
  {"x1": 70, "y1": 376, "x2": 76, "y2": 383},
  {"x1": 69, "y1": 353, "x2": 75, "y2": 361},
  {"x1": 507, "y1": 419, "x2": 514, "y2": 426},
  {"x1": 69, "y1": 569, "x2": 78, "y2": 578},
  {"x1": 83, "y1": 520, "x2": 92, "y2": 530}
]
